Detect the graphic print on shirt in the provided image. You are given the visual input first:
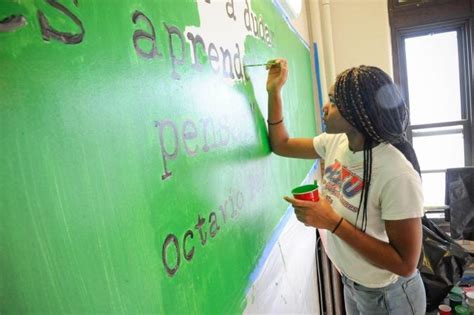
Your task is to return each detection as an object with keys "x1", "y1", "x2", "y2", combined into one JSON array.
[{"x1": 323, "y1": 159, "x2": 363, "y2": 213}]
